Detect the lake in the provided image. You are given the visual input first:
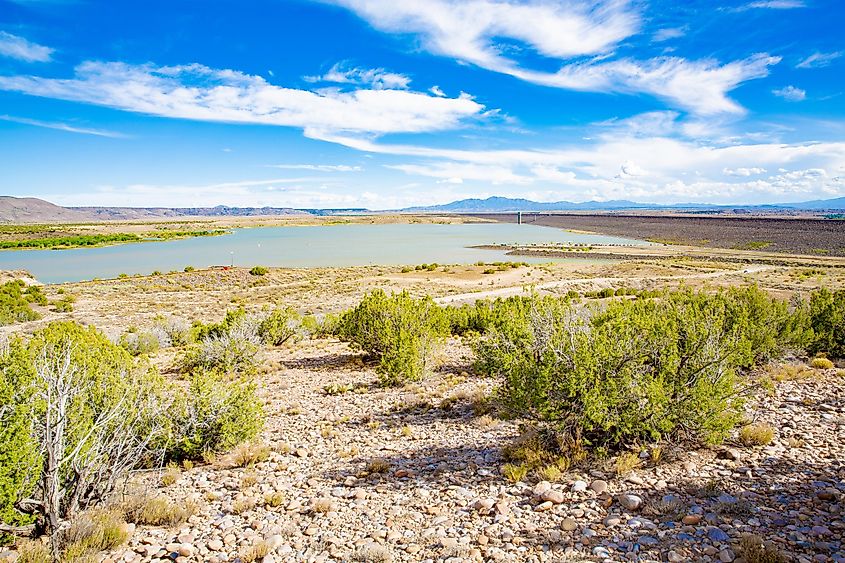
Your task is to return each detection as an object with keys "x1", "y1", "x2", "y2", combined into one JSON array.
[{"x1": 0, "y1": 223, "x2": 649, "y2": 284}]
